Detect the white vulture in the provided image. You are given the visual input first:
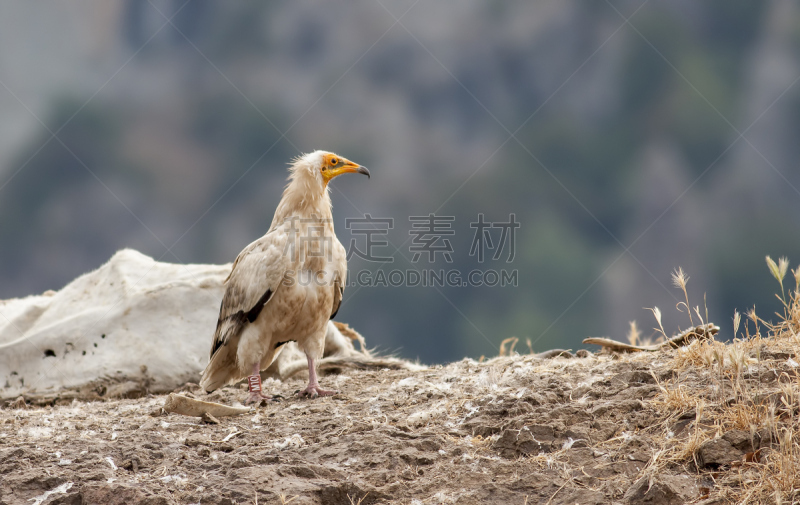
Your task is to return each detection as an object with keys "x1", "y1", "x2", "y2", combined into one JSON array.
[{"x1": 200, "y1": 151, "x2": 370, "y2": 404}]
